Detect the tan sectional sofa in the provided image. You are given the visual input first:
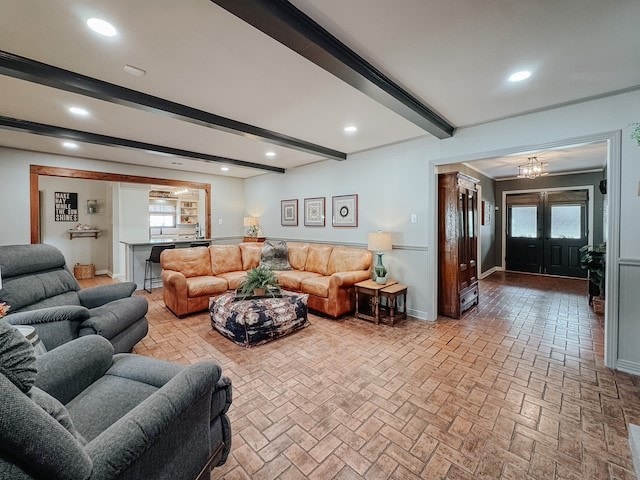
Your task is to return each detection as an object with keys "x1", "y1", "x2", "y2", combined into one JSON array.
[{"x1": 160, "y1": 242, "x2": 372, "y2": 318}]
